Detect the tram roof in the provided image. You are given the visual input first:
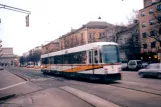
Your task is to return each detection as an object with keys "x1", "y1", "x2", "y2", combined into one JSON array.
[{"x1": 41, "y1": 42, "x2": 118, "y2": 58}]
